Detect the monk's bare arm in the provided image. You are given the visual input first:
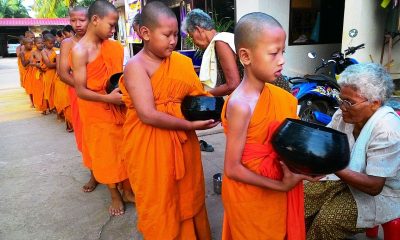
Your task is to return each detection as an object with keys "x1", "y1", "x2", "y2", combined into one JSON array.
[
  {"x1": 209, "y1": 41, "x2": 241, "y2": 96},
  {"x1": 72, "y1": 46, "x2": 121, "y2": 104},
  {"x1": 20, "y1": 51, "x2": 29, "y2": 67},
  {"x1": 42, "y1": 51, "x2": 56, "y2": 68},
  {"x1": 224, "y1": 99, "x2": 316, "y2": 191},
  {"x1": 58, "y1": 39, "x2": 75, "y2": 86},
  {"x1": 124, "y1": 59, "x2": 218, "y2": 130},
  {"x1": 16, "y1": 46, "x2": 22, "y2": 57}
]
